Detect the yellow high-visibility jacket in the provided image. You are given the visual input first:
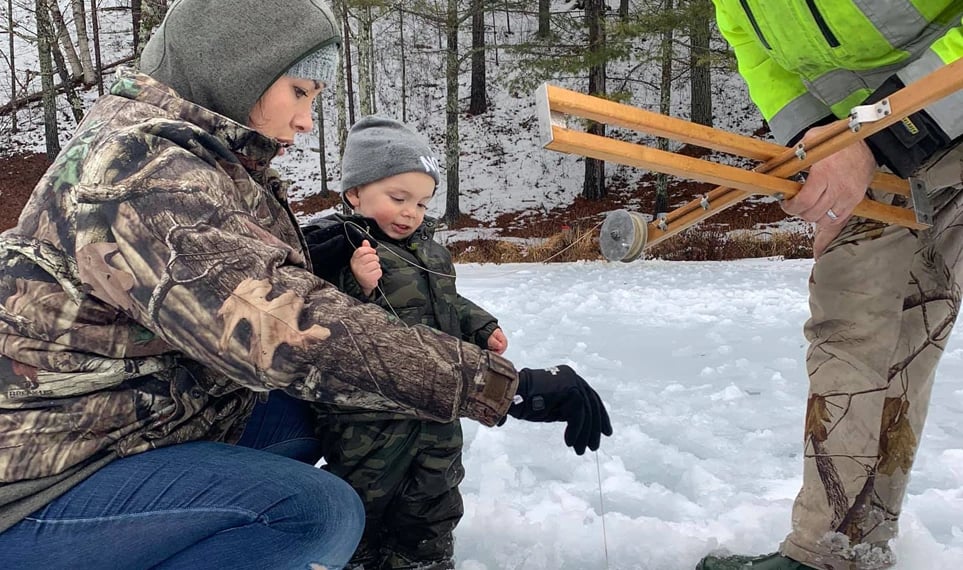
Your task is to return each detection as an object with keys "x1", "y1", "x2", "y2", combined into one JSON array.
[{"x1": 713, "y1": 0, "x2": 963, "y2": 144}]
